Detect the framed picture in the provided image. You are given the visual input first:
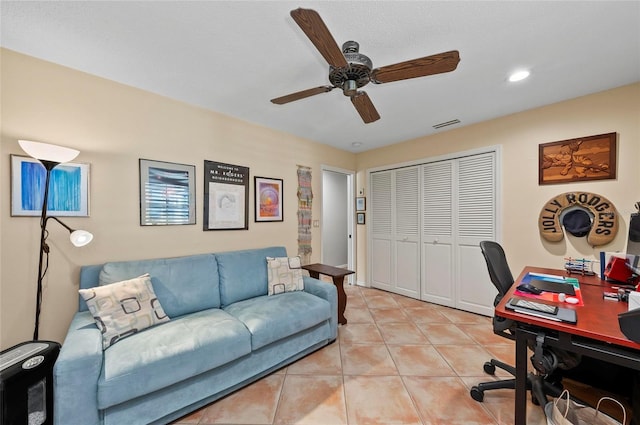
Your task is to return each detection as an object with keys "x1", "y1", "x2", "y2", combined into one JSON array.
[
  {"x1": 204, "y1": 160, "x2": 249, "y2": 230},
  {"x1": 139, "y1": 159, "x2": 196, "y2": 226},
  {"x1": 254, "y1": 176, "x2": 283, "y2": 222},
  {"x1": 356, "y1": 212, "x2": 365, "y2": 225},
  {"x1": 539, "y1": 132, "x2": 617, "y2": 185},
  {"x1": 11, "y1": 155, "x2": 90, "y2": 217},
  {"x1": 356, "y1": 196, "x2": 366, "y2": 211}
]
